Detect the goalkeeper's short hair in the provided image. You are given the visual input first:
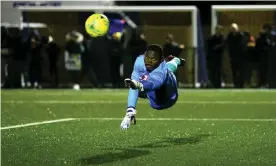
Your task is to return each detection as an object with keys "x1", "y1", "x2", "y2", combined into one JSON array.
[{"x1": 147, "y1": 44, "x2": 164, "y2": 59}]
